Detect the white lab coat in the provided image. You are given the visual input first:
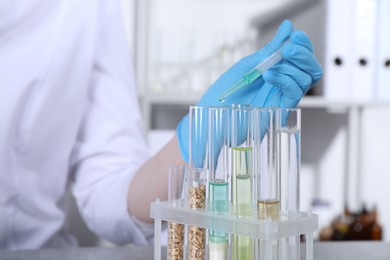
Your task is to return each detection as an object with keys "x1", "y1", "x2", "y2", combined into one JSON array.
[{"x1": 0, "y1": 0, "x2": 151, "y2": 249}]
